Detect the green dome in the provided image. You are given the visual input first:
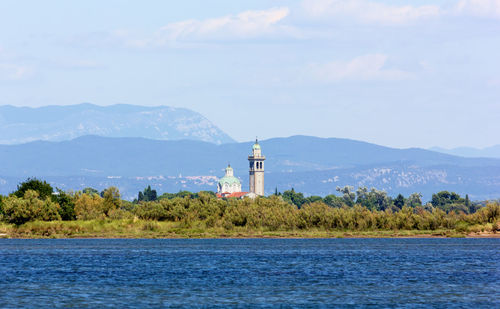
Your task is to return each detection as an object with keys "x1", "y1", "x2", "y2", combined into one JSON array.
[
  {"x1": 218, "y1": 175, "x2": 241, "y2": 186},
  {"x1": 252, "y1": 138, "x2": 261, "y2": 150}
]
